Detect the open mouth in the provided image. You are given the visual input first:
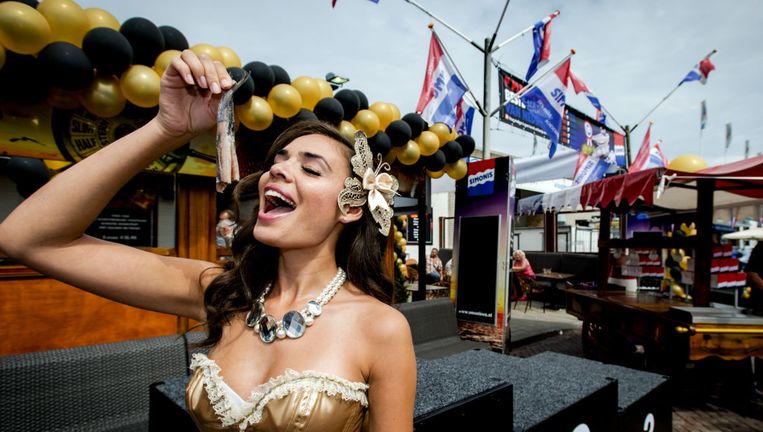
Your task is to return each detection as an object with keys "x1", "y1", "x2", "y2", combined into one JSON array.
[{"x1": 263, "y1": 190, "x2": 296, "y2": 215}]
